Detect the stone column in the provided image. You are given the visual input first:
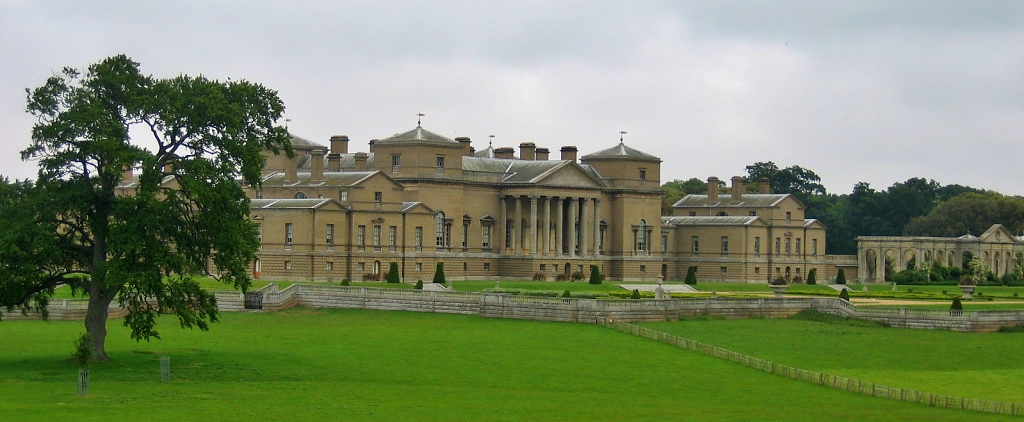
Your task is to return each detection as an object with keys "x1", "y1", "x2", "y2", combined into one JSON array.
[
  {"x1": 579, "y1": 198, "x2": 589, "y2": 256},
  {"x1": 499, "y1": 196, "x2": 508, "y2": 254},
  {"x1": 593, "y1": 198, "x2": 601, "y2": 255},
  {"x1": 529, "y1": 196, "x2": 538, "y2": 255},
  {"x1": 568, "y1": 197, "x2": 578, "y2": 257},
  {"x1": 554, "y1": 197, "x2": 563, "y2": 255},
  {"x1": 514, "y1": 196, "x2": 522, "y2": 253},
  {"x1": 542, "y1": 197, "x2": 551, "y2": 256}
]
